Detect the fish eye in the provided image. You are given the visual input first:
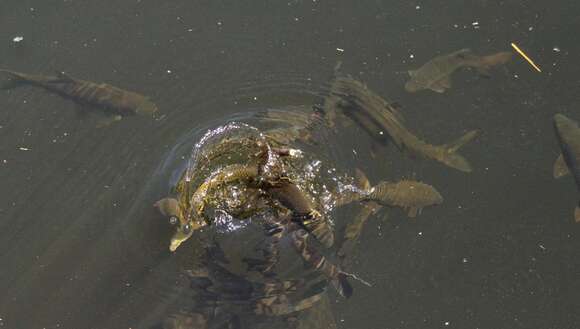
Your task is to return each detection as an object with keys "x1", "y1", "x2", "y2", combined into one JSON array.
[
  {"x1": 168, "y1": 216, "x2": 179, "y2": 226},
  {"x1": 182, "y1": 223, "x2": 192, "y2": 234}
]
